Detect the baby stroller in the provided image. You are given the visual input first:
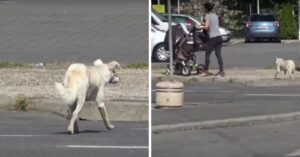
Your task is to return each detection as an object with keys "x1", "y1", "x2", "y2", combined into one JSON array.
[{"x1": 164, "y1": 23, "x2": 208, "y2": 76}]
